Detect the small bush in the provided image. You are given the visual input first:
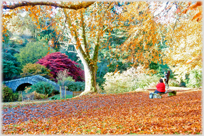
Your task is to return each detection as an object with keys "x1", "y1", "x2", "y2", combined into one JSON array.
[
  {"x1": 186, "y1": 68, "x2": 202, "y2": 88},
  {"x1": 102, "y1": 66, "x2": 161, "y2": 94},
  {"x1": 21, "y1": 91, "x2": 48, "y2": 101},
  {"x1": 65, "y1": 76, "x2": 75, "y2": 82},
  {"x1": 2, "y1": 85, "x2": 19, "y2": 102},
  {"x1": 65, "y1": 81, "x2": 85, "y2": 91},
  {"x1": 22, "y1": 93, "x2": 34, "y2": 101},
  {"x1": 57, "y1": 73, "x2": 75, "y2": 86},
  {"x1": 168, "y1": 79, "x2": 180, "y2": 87},
  {"x1": 13, "y1": 93, "x2": 19, "y2": 101},
  {"x1": 20, "y1": 63, "x2": 54, "y2": 80},
  {"x1": 31, "y1": 91, "x2": 48, "y2": 100},
  {"x1": 18, "y1": 93, "x2": 22, "y2": 101},
  {"x1": 28, "y1": 82, "x2": 55, "y2": 96}
]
